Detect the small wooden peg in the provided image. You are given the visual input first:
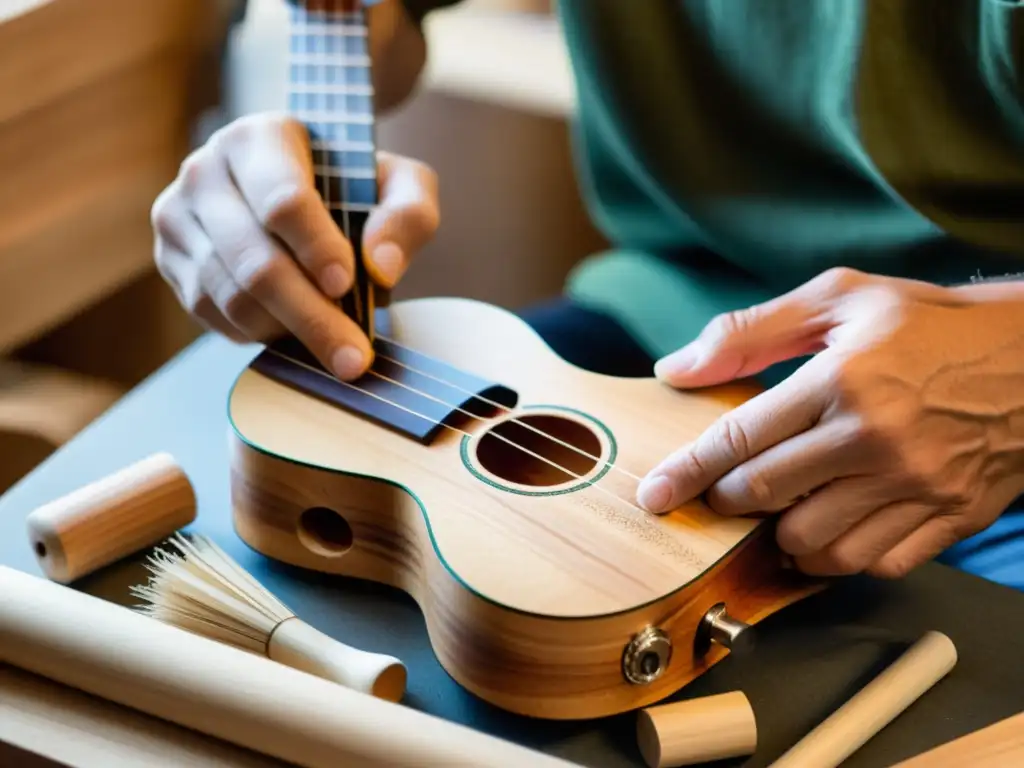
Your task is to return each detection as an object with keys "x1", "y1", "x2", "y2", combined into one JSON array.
[
  {"x1": 636, "y1": 691, "x2": 758, "y2": 768},
  {"x1": 25, "y1": 452, "x2": 196, "y2": 583}
]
